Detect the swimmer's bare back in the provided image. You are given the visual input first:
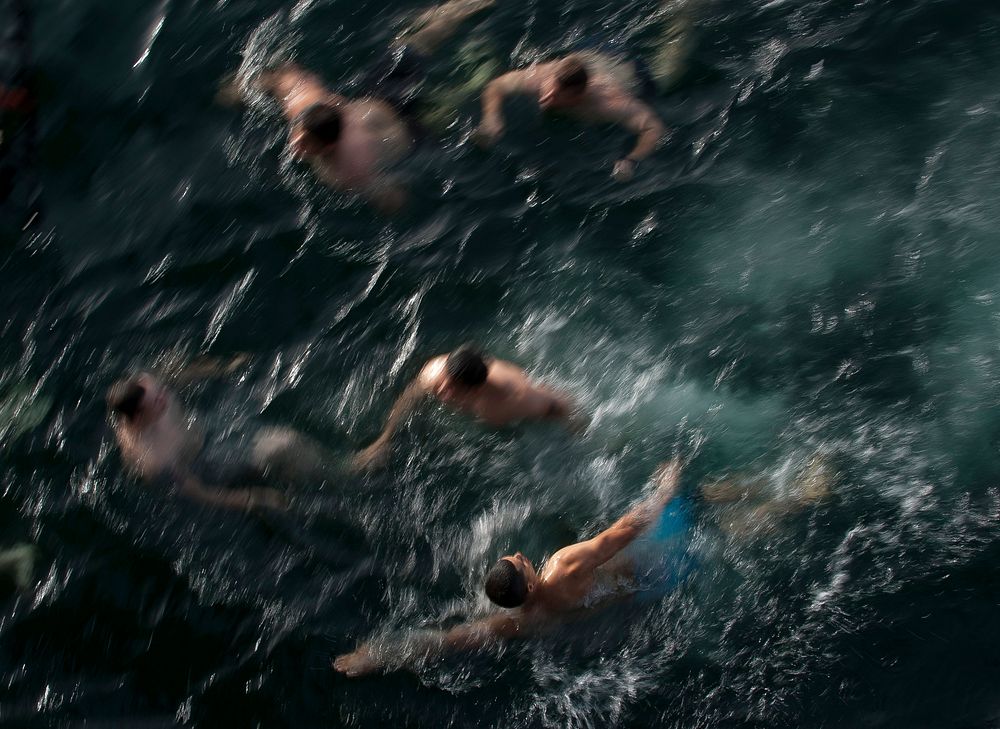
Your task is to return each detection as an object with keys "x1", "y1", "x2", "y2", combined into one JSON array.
[
  {"x1": 333, "y1": 460, "x2": 681, "y2": 677},
  {"x1": 253, "y1": 65, "x2": 411, "y2": 211}
]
